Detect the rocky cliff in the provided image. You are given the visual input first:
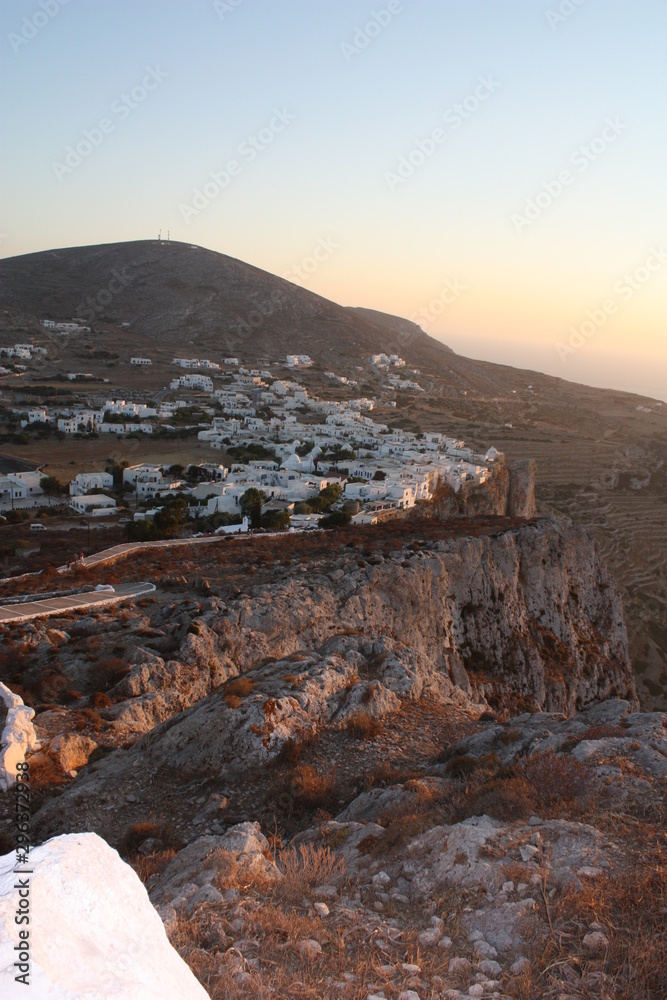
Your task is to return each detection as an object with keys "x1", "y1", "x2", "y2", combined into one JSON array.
[
  {"x1": 30, "y1": 517, "x2": 637, "y2": 848},
  {"x1": 429, "y1": 460, "x2": 538, "y2": 520},
  {"x1": 108, "y1": 515, "x2": 634, "y2": 734}
]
